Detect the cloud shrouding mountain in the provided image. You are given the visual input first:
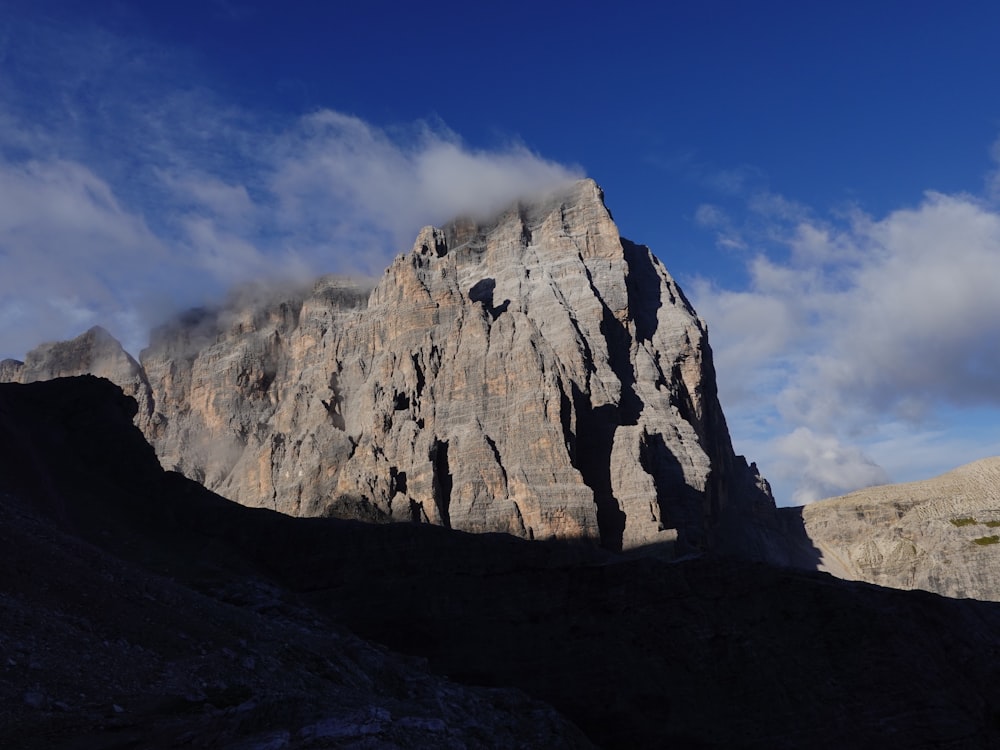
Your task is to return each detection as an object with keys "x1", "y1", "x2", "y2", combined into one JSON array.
[{"x1": 0, "y1": 19, "x2": 581, "y2": 359}]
